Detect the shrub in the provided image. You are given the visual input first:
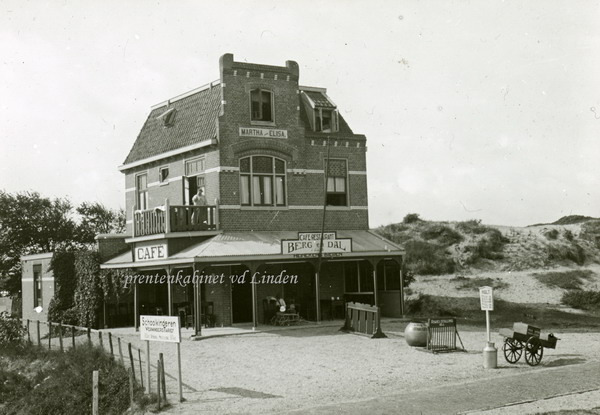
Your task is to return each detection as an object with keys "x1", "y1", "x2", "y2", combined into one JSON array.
[
  {"x1": 0, "y1": 312, "x2": 26, "y2": 349},
  {"x1": 420, "y1": 223, "x2": 463, "y2": 246},
  {"x1": 456, "y1": 219, "x2": 488, "y2": 235},
  {"x1": 403, "y1": 213, "x2": 422, "y2": 224},
  {"x1": 544, "y1": 229, "x2": 559, "y2": 240},
  {"x1": 580, "y1": 220, "x2": 600, "y2": 247},
  {"x1": 404, "y1": 240, "x2": 455, "y2": 275},
  {"x1": 464, "y1": 228, "x2": 508, "y2": 264},
  {"x1": 562, "y1": 290, "x2": 600, "y2": 310},
  {"x1": 563, "y1": 229, "x2": 574, "y2": 241},
  {"x1": 405, "y1": 294, "x2": 457, "y2": 316},
  {"x1": 533, "y1": 270, "x2": 594, "y2": 290},
  {"x1": 547, "y1": 243, "x2": 586, "y2": 266}
]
